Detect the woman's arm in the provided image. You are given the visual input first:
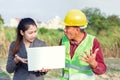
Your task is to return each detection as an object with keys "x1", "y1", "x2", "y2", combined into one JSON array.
[{"x1": 6, "y1": 42, "x2": 17, "y2": 73}]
